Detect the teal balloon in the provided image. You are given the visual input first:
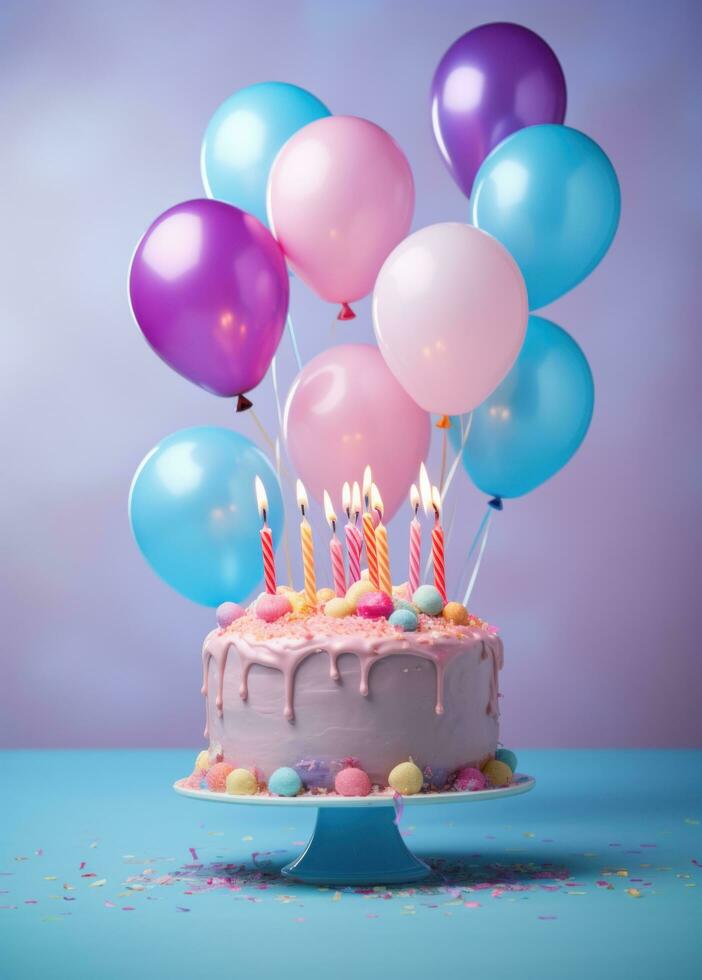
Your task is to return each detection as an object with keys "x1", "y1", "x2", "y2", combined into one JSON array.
[
  {"x1": 129, "y1": 426, "x2": 283, "y2": 606},
  {"x1": 452, "y1": 316, "x2": 594, "y2": 498},
  {"x1": 471, "y1": 125, "x2": 620, "y2": 309},
  {"x1": 201, "y1": 81, "x2": 331, "y2": 226}
]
